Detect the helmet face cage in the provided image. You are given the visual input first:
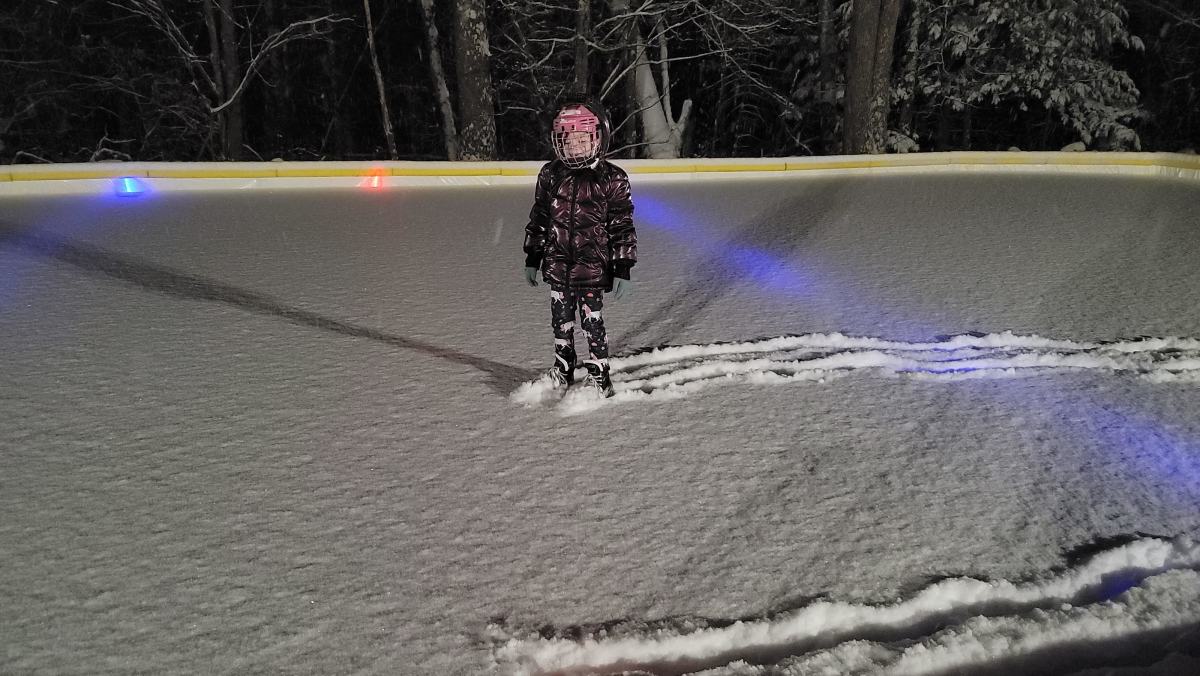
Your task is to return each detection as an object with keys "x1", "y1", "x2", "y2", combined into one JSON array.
[{"x1": 552, "y1": 104, "x2": 604, "y2": 168}]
